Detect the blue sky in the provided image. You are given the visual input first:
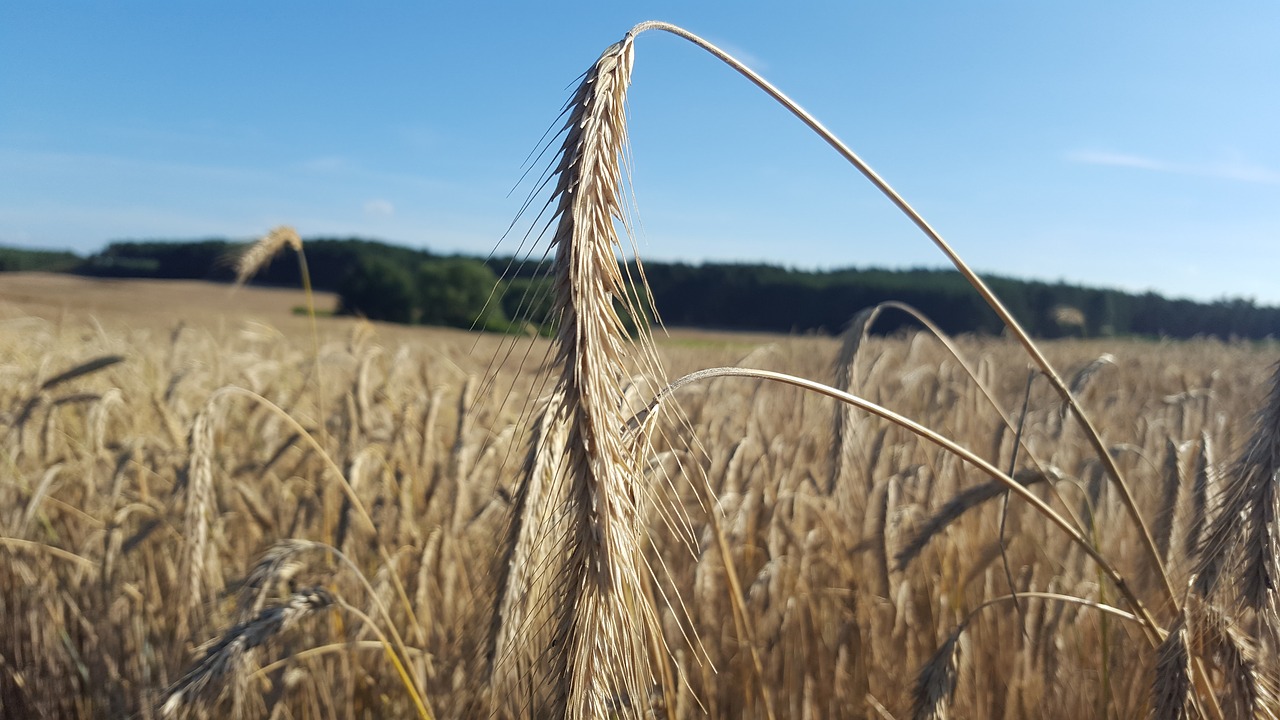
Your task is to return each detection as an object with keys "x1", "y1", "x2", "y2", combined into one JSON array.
[{"x1": 2, "y1": 3, "x2": 1278, "y2": 303}]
